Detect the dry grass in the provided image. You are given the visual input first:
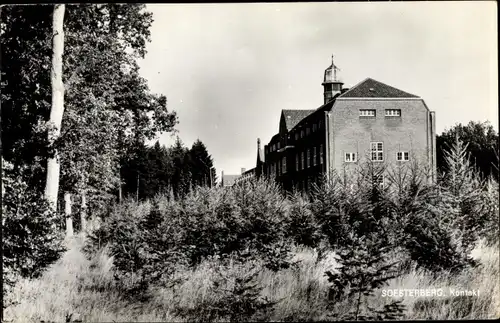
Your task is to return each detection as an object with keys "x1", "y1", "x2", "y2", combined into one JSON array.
[{"x1": 3, "y1": 238, "x2": 498, "y2": 322}]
